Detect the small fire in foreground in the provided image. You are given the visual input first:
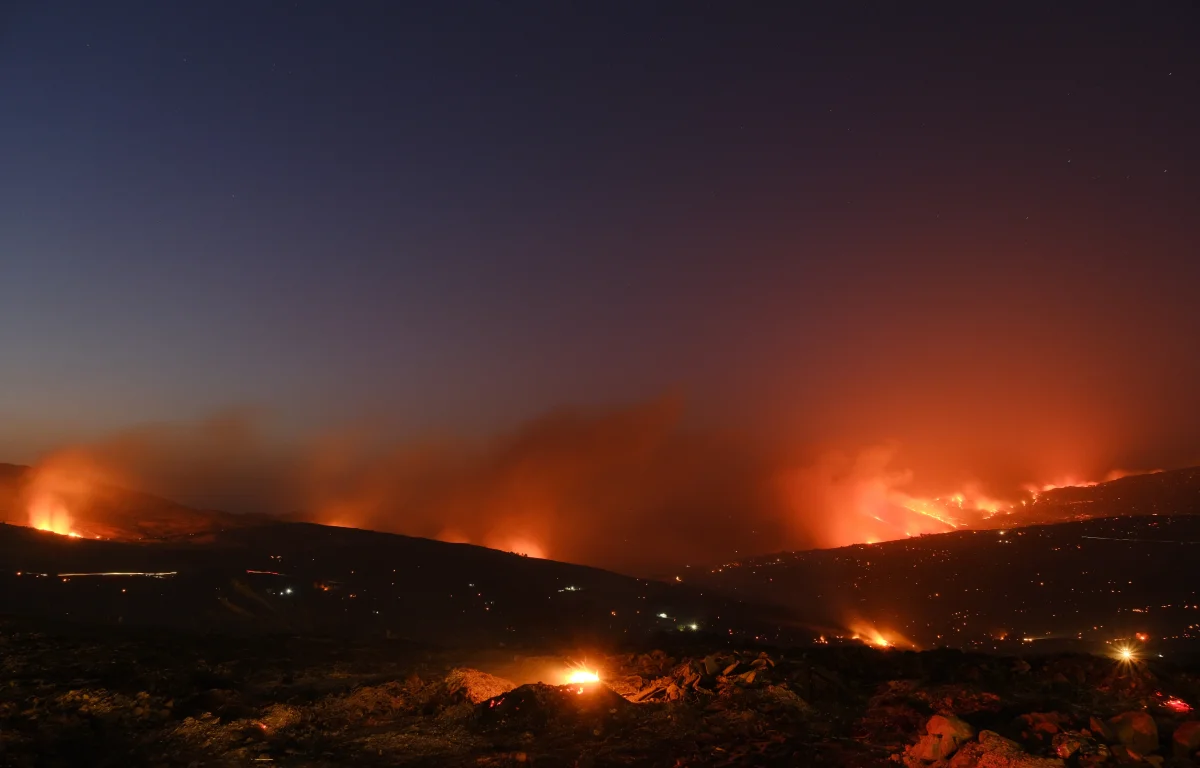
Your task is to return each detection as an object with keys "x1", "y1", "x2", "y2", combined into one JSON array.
[
  {"x1": 562, "y1": 662, "x2": 601, "y2": 691},
  {"x1": 564, "y1": 669, "x2": 600, "y2": 685},
  {"x1": 1114, "y1": 645, "x2": 1138, "y2": 663}
]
